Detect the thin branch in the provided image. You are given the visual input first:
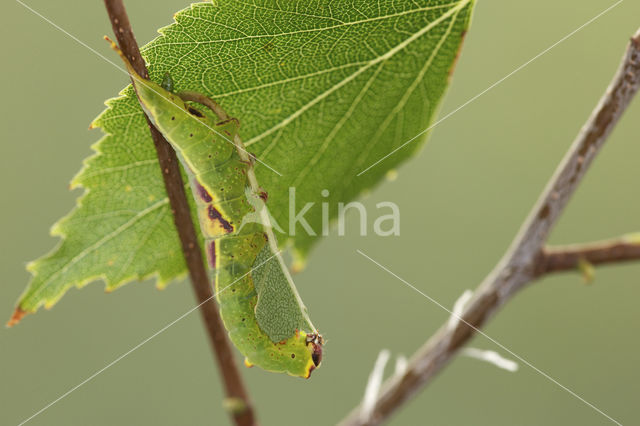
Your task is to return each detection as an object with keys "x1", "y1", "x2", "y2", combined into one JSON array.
[
  {"x1": 340, "y1": 28, "x2": 640, "y2": 426},
  {"x1": 541, "y1": 236, "x2": 640, "y2": 274},
  {"x1": 102, "y1": 2, "x2": 256, "y2": 426}
]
